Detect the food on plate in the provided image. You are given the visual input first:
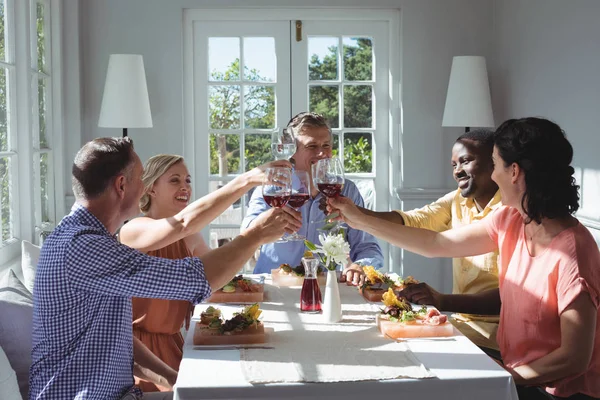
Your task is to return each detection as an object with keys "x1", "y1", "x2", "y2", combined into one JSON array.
[
  {"x1": 193, "y1": 303, "x2": 266, "y2": 345},
  {"x1": 359, "y1": 266, "x2": 418, "y2": 302},
  {"x1": 199, "y1": 305, "x2": 222, "y2": 325},
  {"x1": 271, "y1": 263, "x2": 326, "y2": 287},
  {"x1": 377, "y1": 288, "x2": 454, "y2": 338},
  {"x1": 206, "y1": 275, "x2": 264, "y2": 303}
]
